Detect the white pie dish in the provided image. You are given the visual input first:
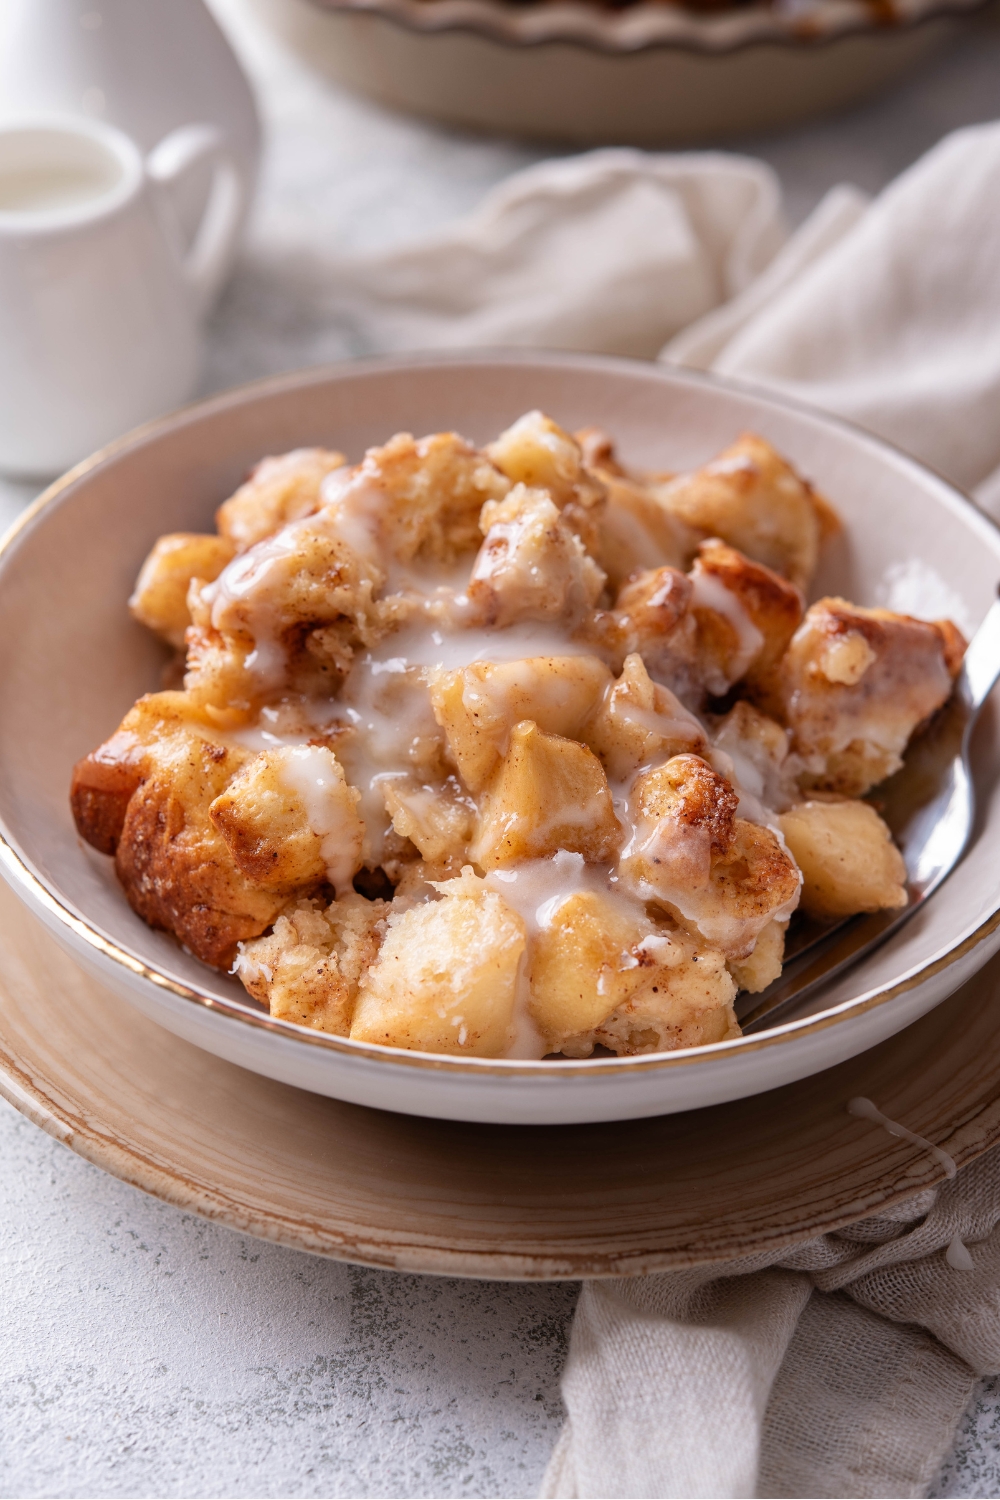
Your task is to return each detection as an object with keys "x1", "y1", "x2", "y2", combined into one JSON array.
[
  {"x1": 0, "y1": 352, "x2": 998, "y2": 1125},
  {"x1": 251, "y1": 0, "x2": 985, "y2": 145}
]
